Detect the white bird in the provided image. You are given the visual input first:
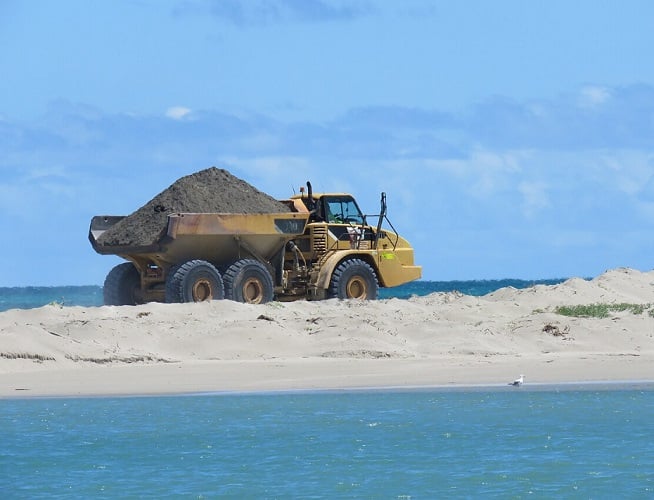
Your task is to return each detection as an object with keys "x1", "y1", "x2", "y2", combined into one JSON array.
[{"x1": 509, "y1": 374, "x2": 524, "y2": 386}]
